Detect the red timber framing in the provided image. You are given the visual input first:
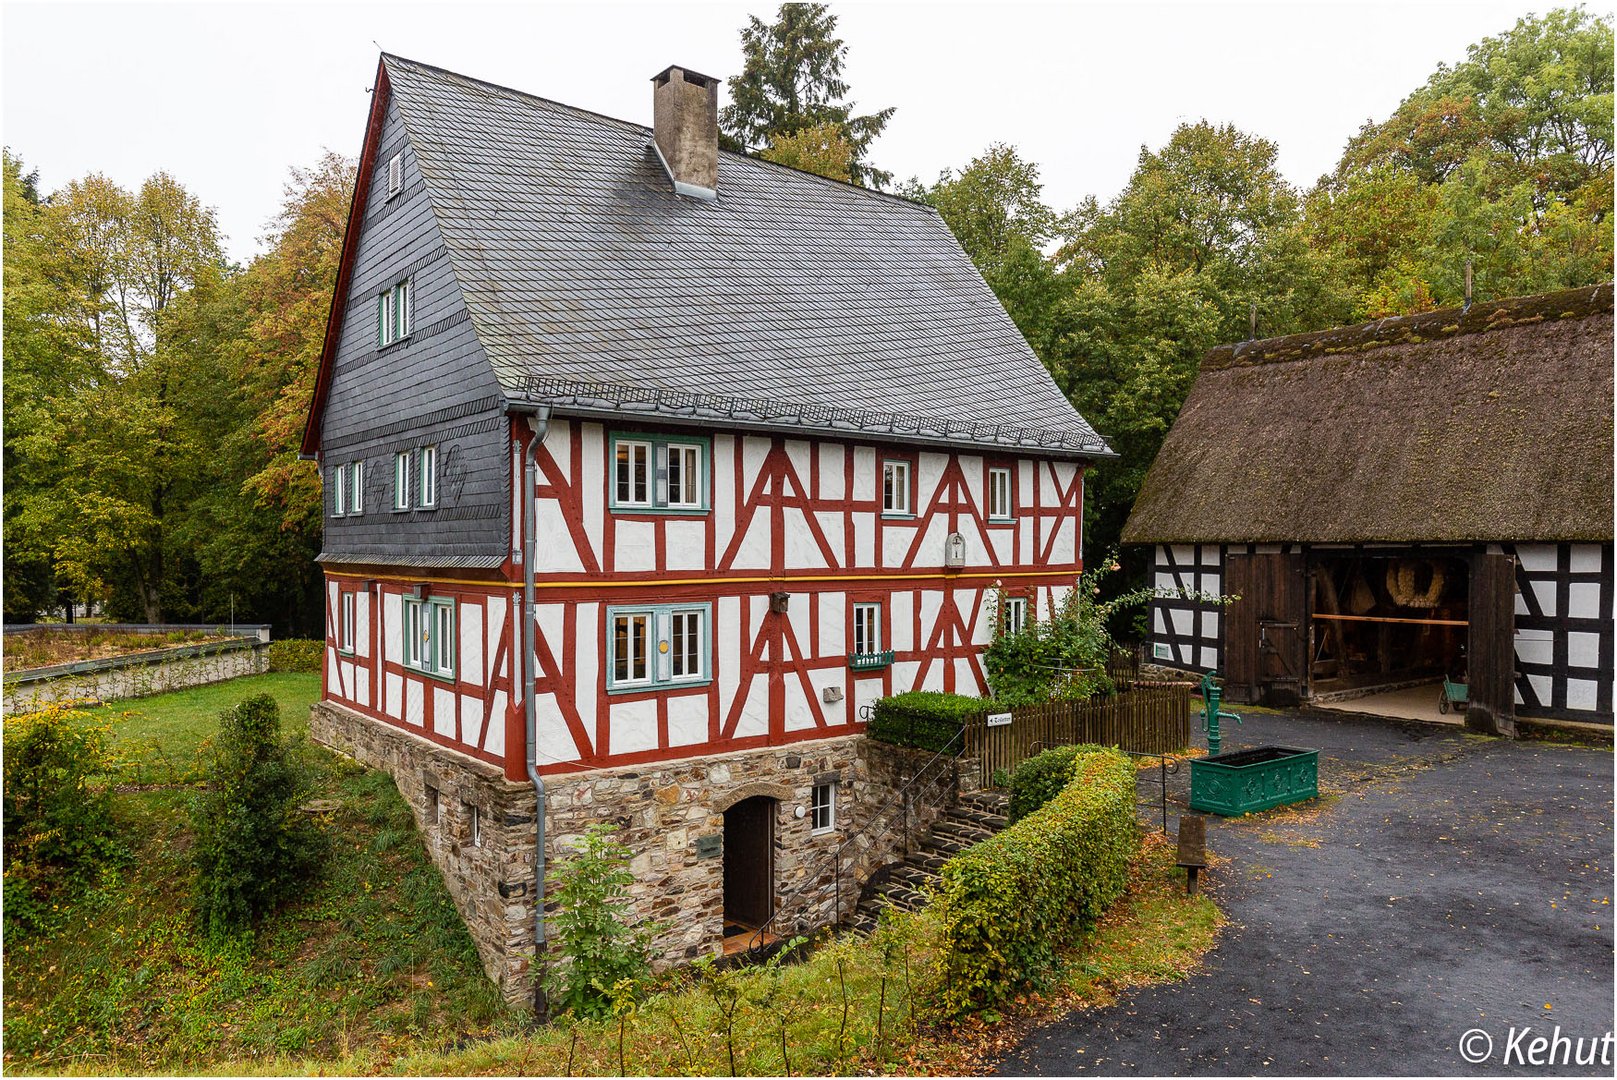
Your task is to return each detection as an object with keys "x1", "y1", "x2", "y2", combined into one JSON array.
[{"x1": 321, "y1": 415, "x2": 1089, "y2": 779}]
